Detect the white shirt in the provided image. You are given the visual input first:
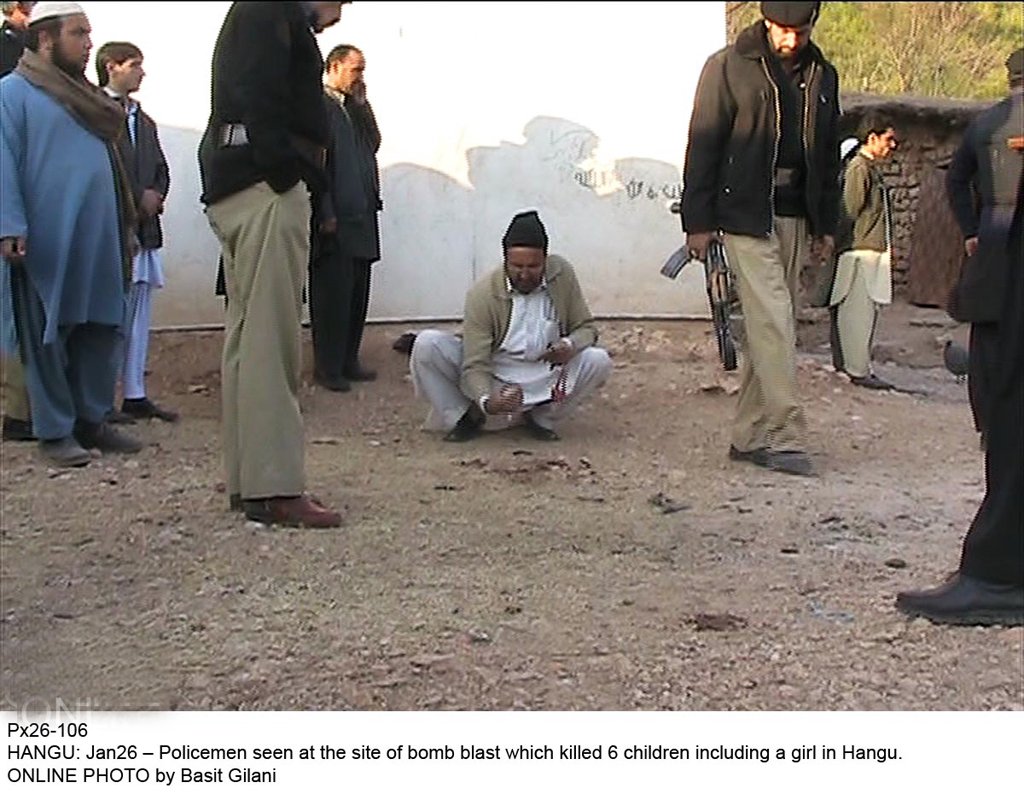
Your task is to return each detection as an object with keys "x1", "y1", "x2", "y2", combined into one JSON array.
[{"x1": 485, "y1": 279, "x2": 573, "y2": 408}]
